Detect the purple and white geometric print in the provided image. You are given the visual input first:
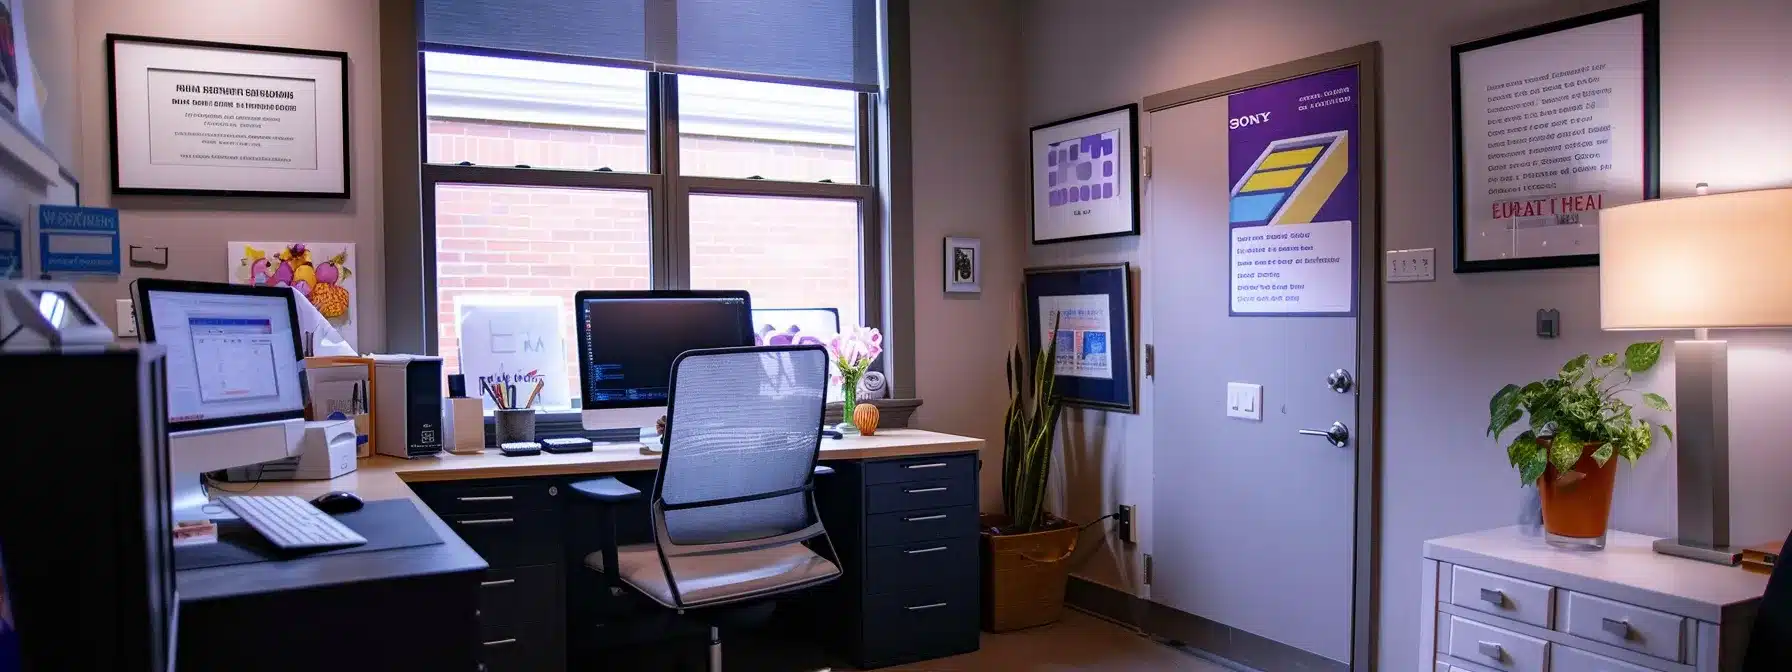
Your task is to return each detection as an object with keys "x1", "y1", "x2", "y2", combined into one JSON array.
[{"x1": 1045, "y1": 128, "x2": 1120, "y2": 208}]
